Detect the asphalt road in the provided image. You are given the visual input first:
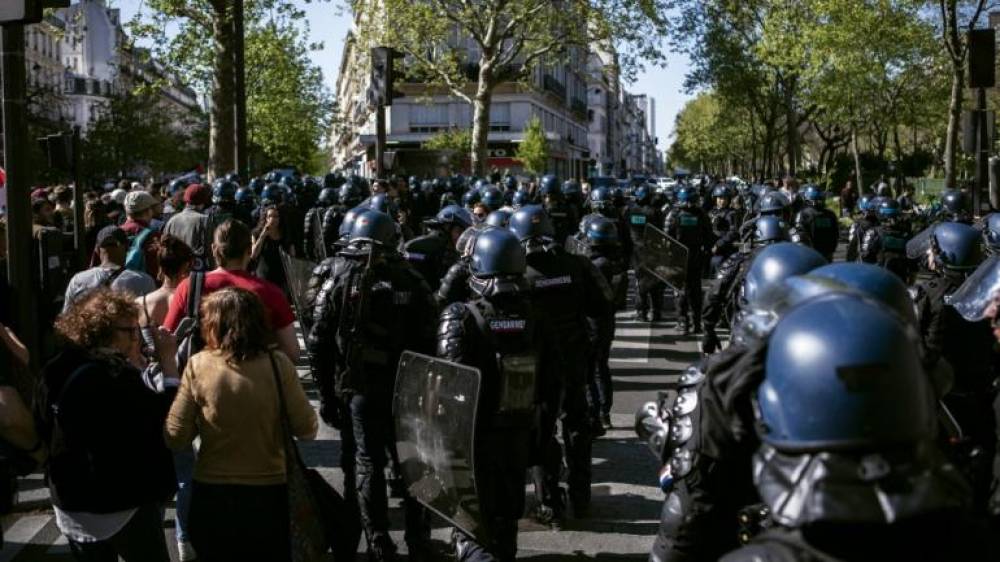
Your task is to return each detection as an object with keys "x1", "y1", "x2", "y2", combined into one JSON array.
[{"x1": 0, "y1": 278, "x2": 698, "y2": 562}]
